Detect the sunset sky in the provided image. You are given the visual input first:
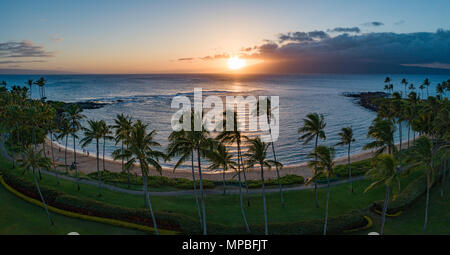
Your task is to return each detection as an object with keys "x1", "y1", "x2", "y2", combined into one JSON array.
[{"x1": 1, "y1": 0, "x2": 450, "y2": 74}]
